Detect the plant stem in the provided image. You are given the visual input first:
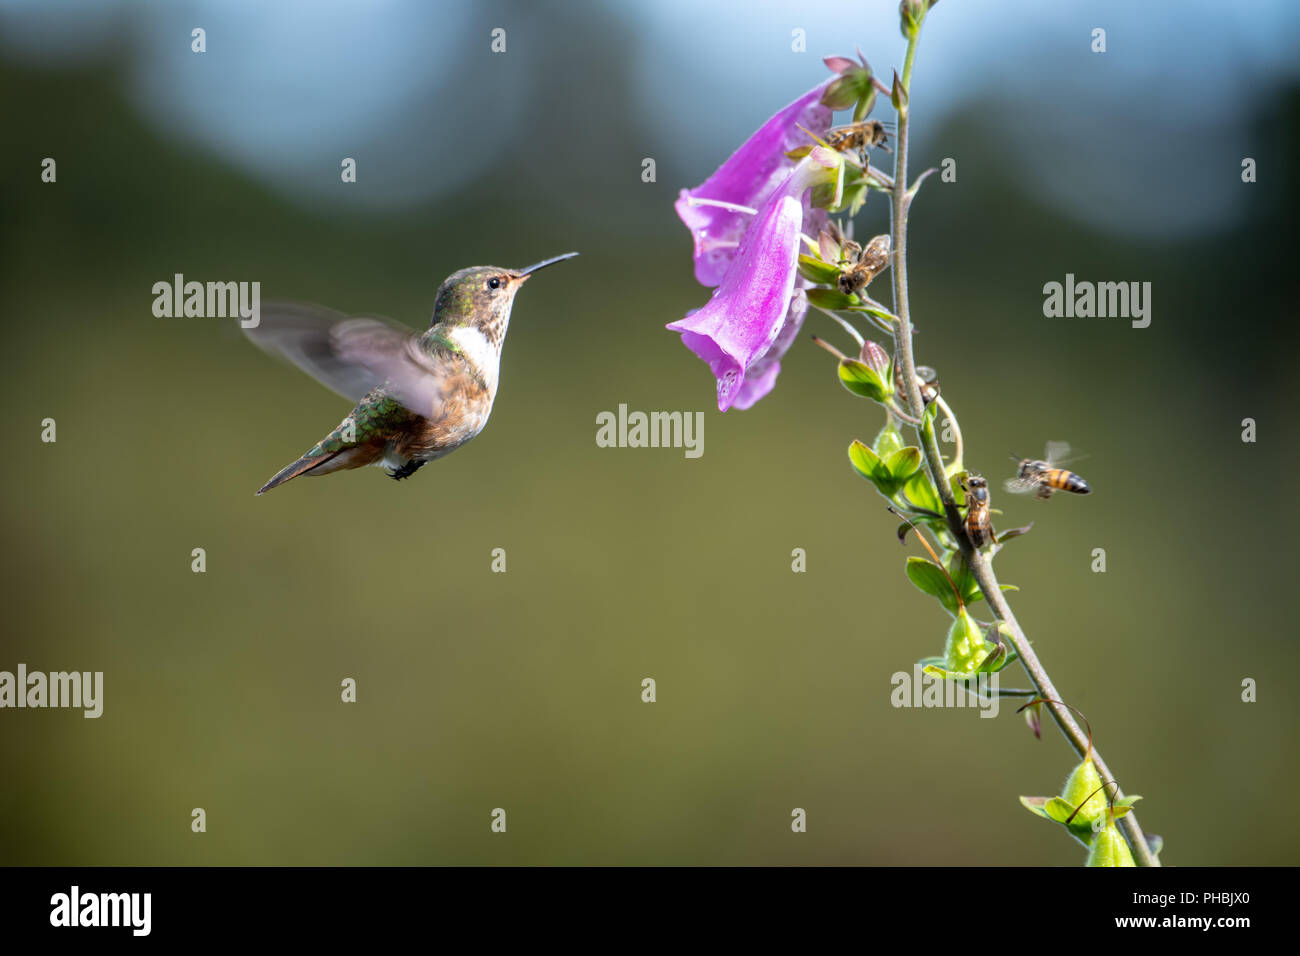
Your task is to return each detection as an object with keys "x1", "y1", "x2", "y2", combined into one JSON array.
[
  {"x1": 885, "y1": 12, "x2": 1159, "y2": 867},
  {"x1": 934, "y1": 395, "x2": 963, "y2": 467}
]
